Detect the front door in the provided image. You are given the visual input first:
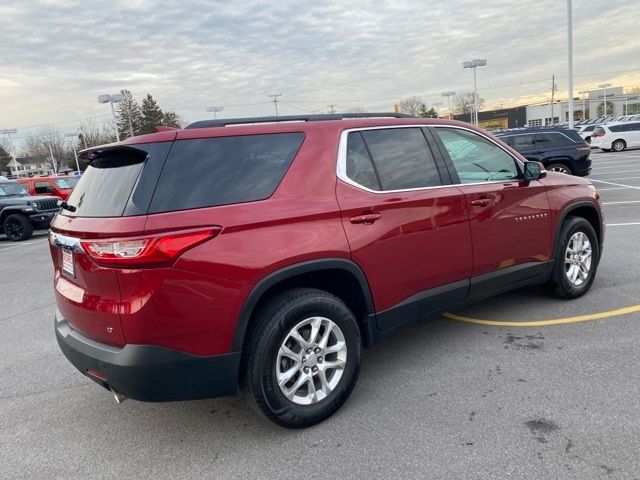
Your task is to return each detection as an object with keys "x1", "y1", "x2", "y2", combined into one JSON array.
[
  {"x1": 335, "y1": 126, "x2": 472, "y2": 330},
  {"x1": 431, "y1": 126, "x2": 552, "y2": 298}
]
